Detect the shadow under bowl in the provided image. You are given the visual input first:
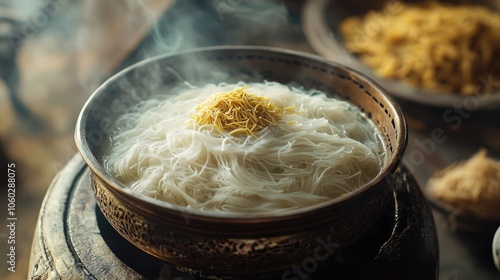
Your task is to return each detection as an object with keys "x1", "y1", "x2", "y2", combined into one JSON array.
[{"x1": 74, "y1": 46, "x2": 407, "y2": 276}]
